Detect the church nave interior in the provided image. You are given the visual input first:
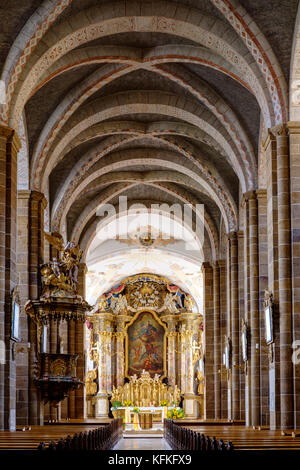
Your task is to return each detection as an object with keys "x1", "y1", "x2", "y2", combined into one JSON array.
[{"x1": 0, "y1": 0, "x2": 300, "y2": 454}]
